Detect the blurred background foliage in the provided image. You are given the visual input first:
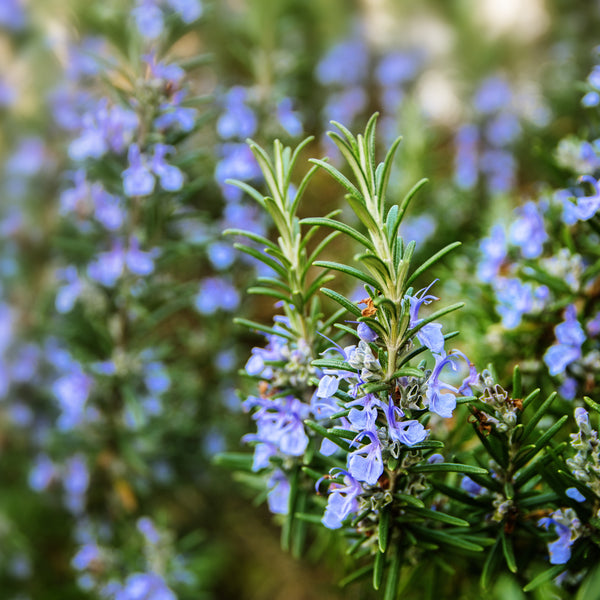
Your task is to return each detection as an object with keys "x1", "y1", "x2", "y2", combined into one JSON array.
[{"x1": 2, "y1": 0, "x2": 600, "y2": 598}]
